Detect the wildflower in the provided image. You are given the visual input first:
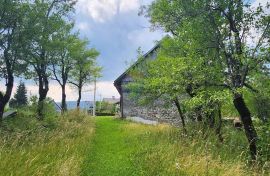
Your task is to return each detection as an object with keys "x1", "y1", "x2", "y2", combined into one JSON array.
[{"x1": 176, "y1": 162, "x2": 180, "y2": 169}]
